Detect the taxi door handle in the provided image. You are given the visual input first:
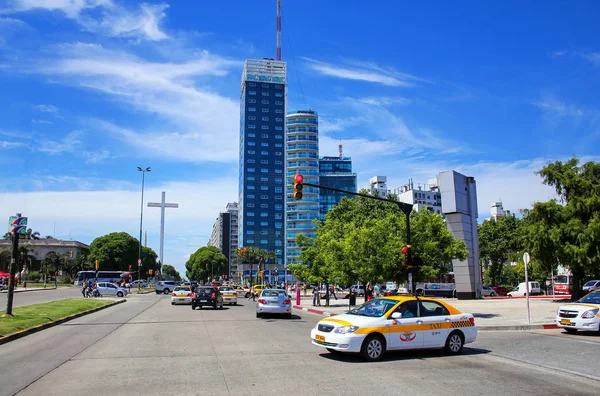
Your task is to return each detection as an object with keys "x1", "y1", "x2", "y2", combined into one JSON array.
[
  {"x1": 416, "y1": 320, "x2": 423, "y2": 324},
  {"x1": 445, "y1": 318, "x2": 451, "y2": 322}
]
